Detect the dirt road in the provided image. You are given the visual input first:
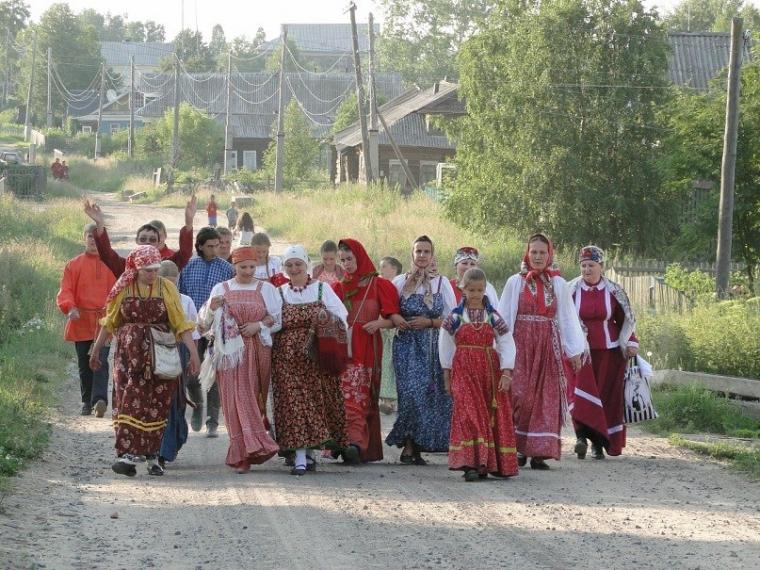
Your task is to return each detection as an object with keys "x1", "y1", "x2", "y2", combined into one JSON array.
[{"x1": 1, "y1": 195, "x2": 759, "y2": 569}]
